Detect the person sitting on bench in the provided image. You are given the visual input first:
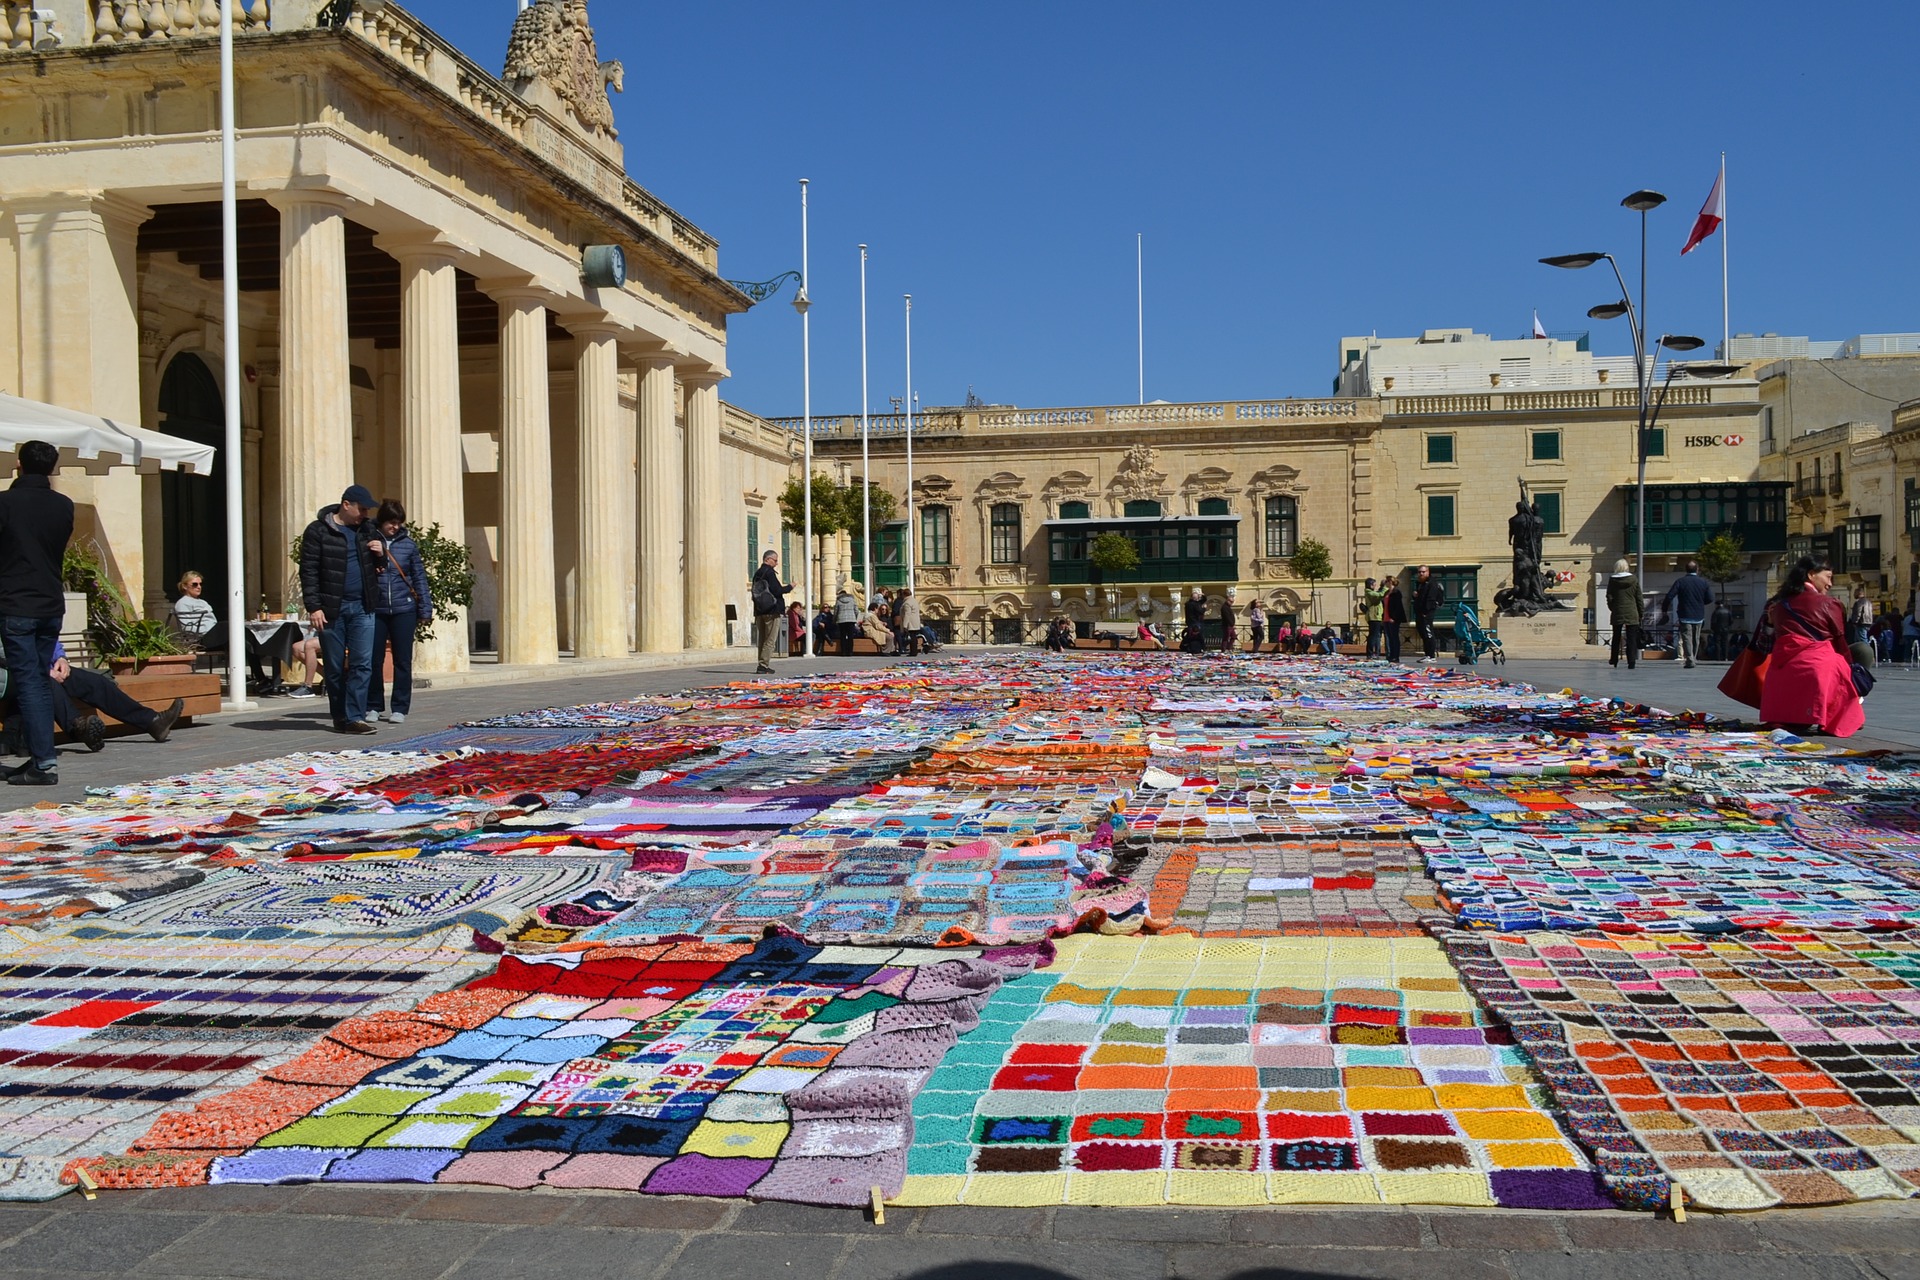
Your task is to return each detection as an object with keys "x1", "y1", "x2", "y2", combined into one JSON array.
[{"x1": 2, "y1": 643, "x2": 183, "y2": 754}]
